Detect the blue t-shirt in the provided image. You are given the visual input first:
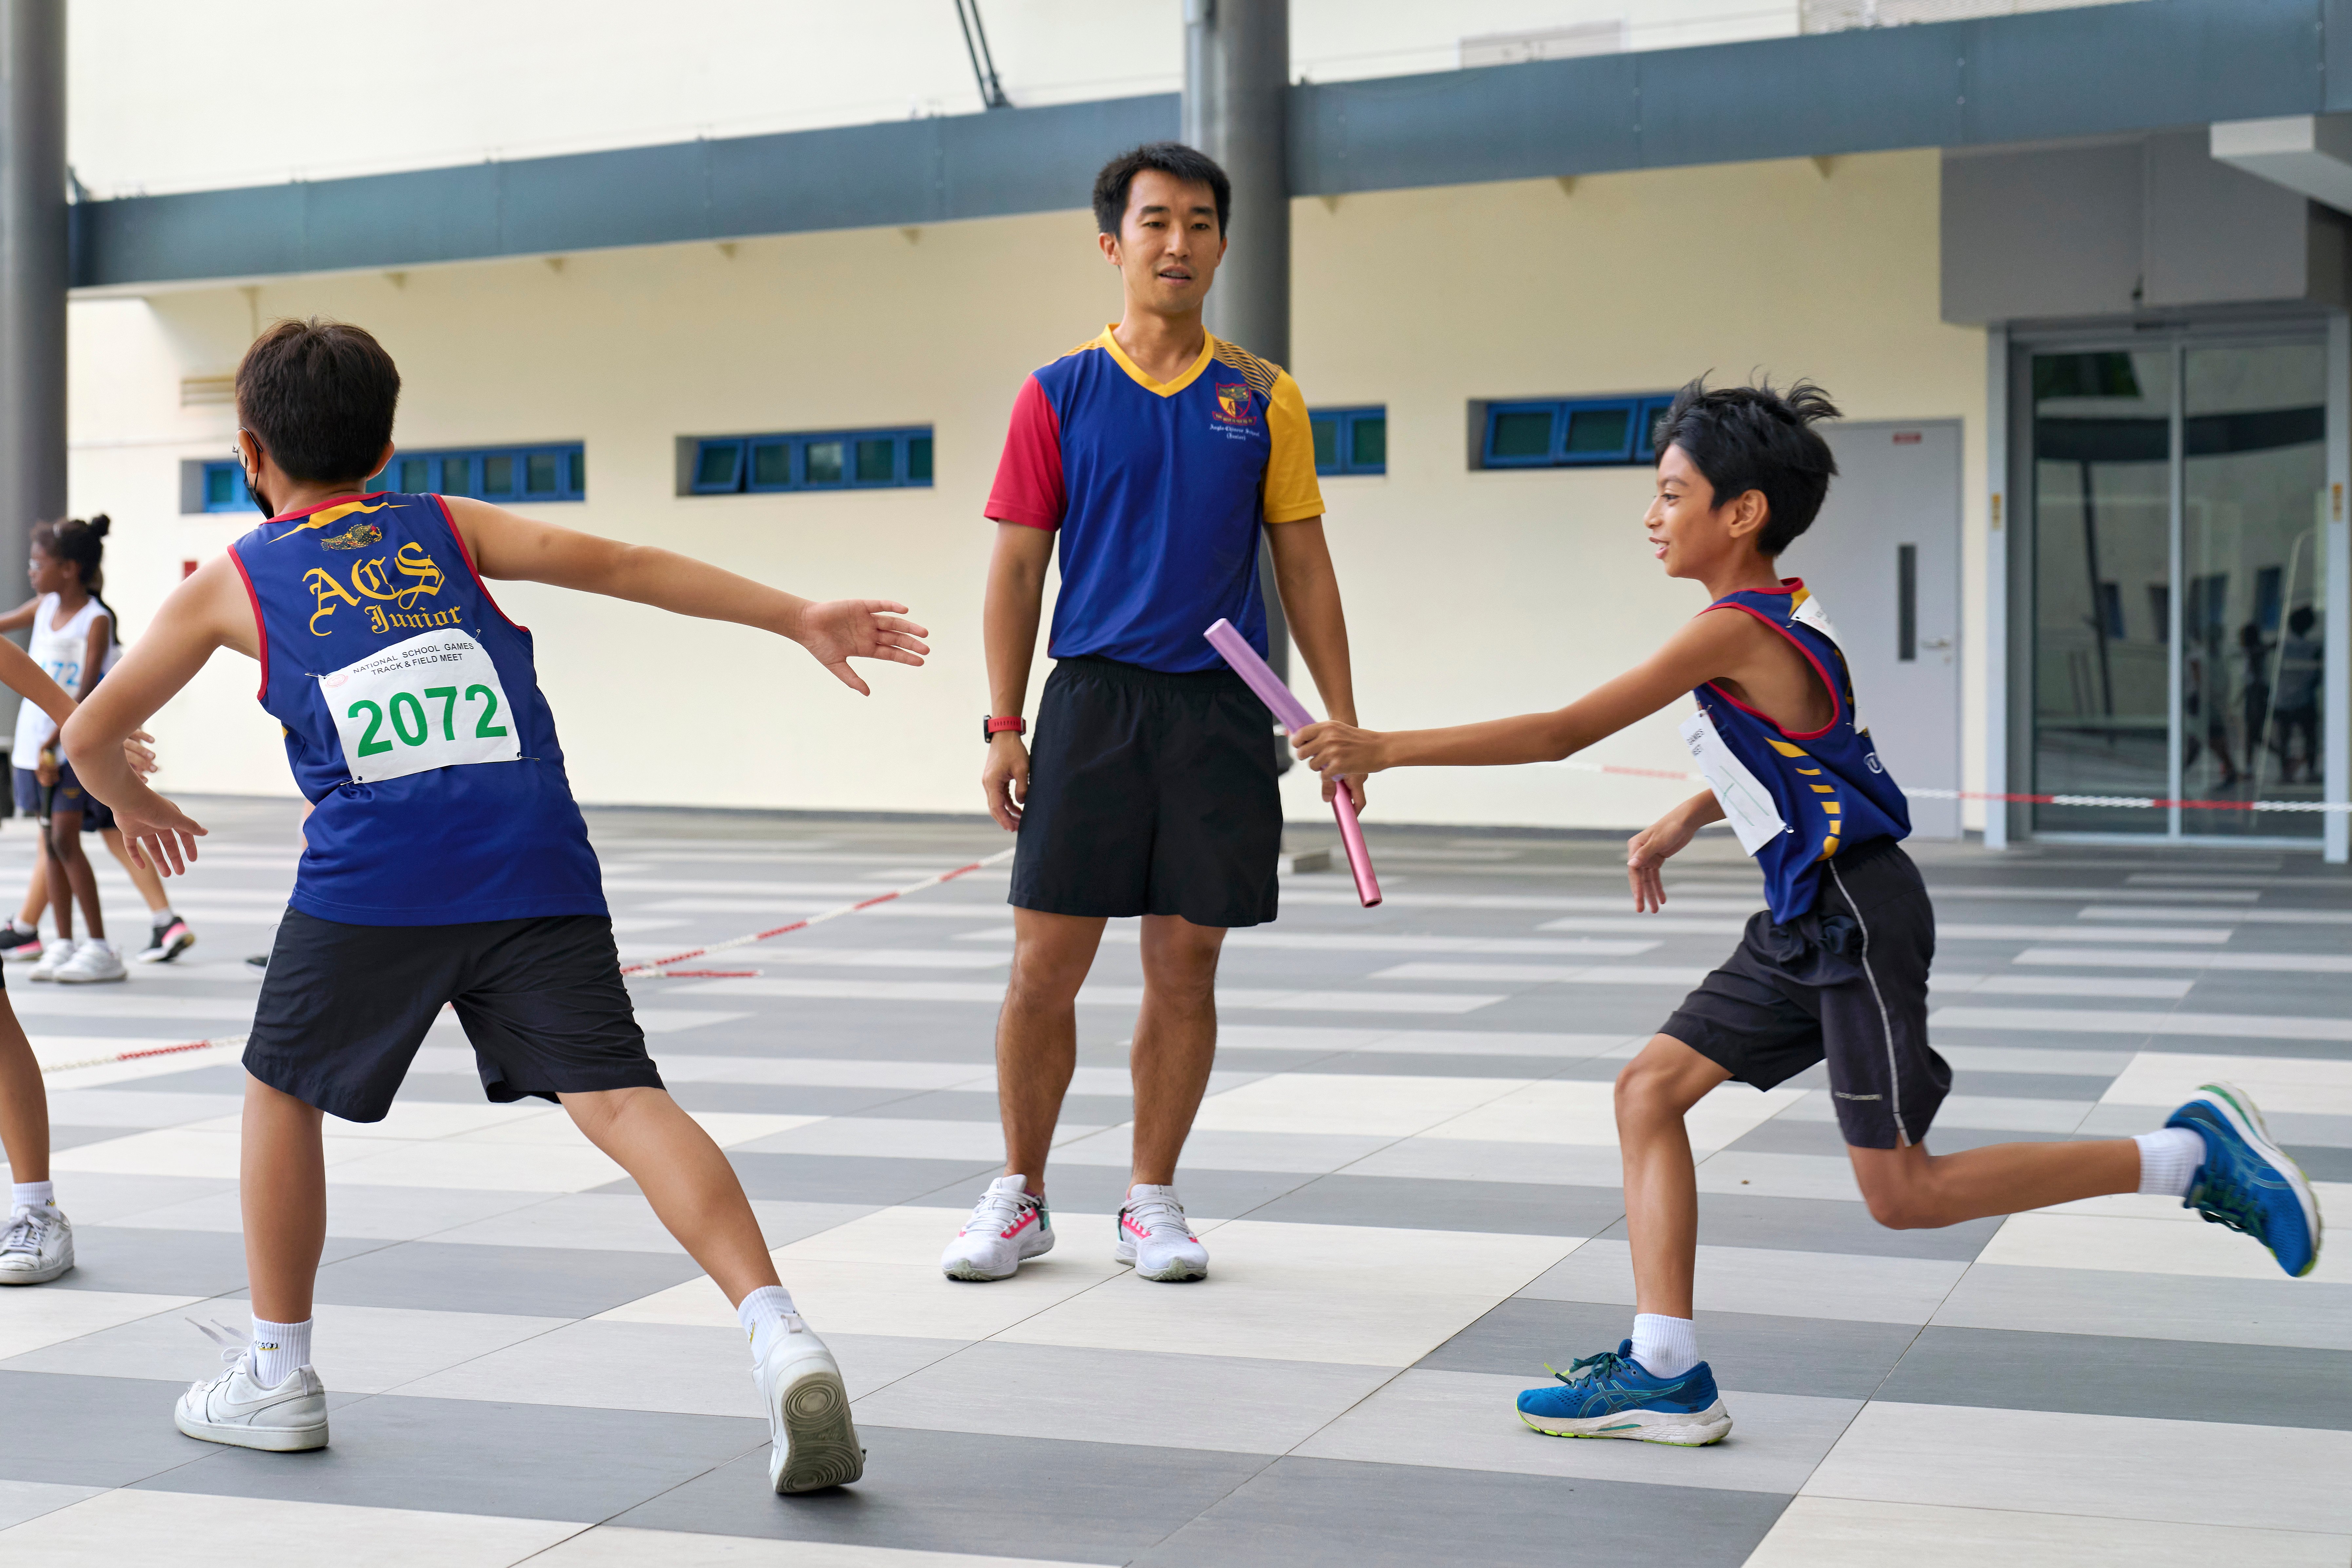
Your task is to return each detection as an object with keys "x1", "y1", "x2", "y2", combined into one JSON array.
[
  {"x1": 228, "y1": 492, "x2": 607, "y2": 926},
  {"x1": 985, "y1": 327, "x2": 1325, "y2": 673},
  {"x1": 1692, "y1": 580, "x2": 1911, "y2": 922}
]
